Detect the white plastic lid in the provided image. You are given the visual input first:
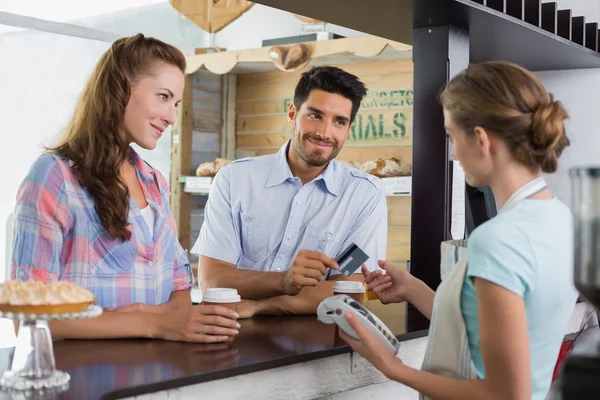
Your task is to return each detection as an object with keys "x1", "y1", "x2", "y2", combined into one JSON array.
[
  {"x1": 332, "y1": 281, "x2": 365, "y2": 293},
  {"x1": 202, "y1": 288, "x2": 241, "y2": 303}
]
